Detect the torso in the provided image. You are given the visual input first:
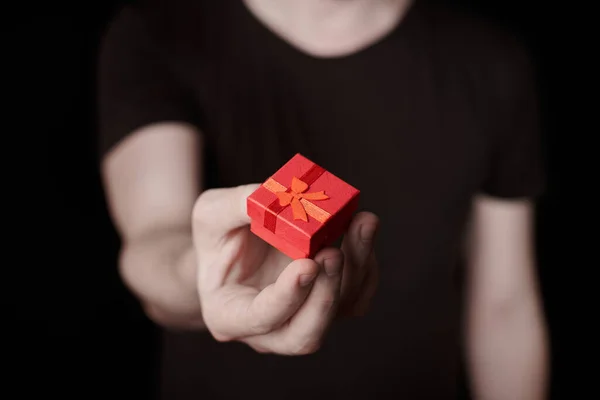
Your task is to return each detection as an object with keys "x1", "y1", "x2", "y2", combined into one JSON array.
[{"x1": 135, "y1": 1, "x2": 516, "y2": 398}]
